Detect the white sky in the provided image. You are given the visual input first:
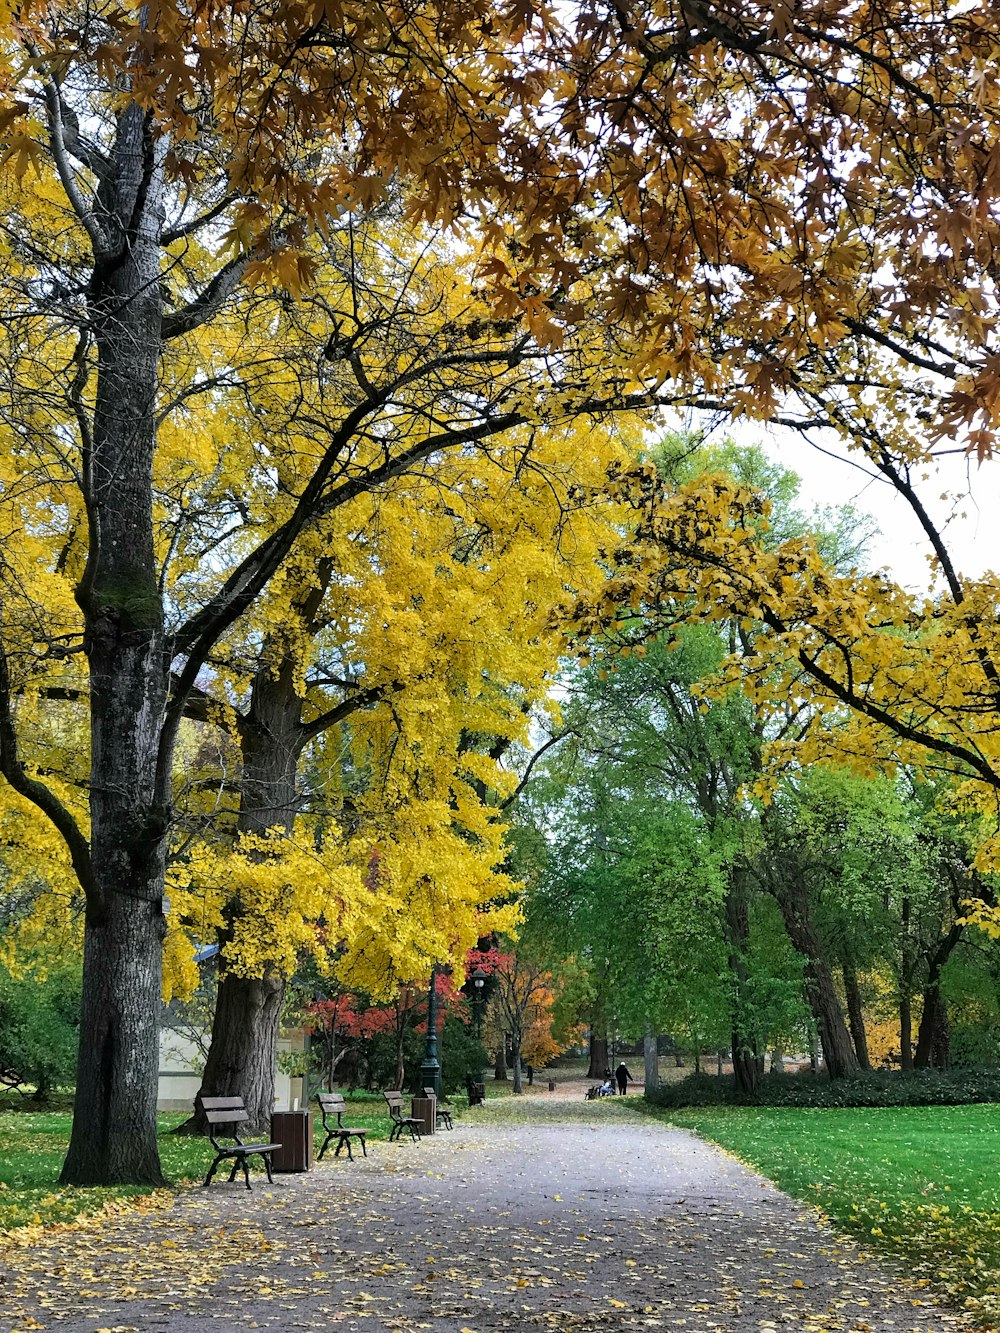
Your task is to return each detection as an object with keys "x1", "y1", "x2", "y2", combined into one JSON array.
[{"x1": 750, "y1": 424, "x2": 999, "y2": 591}]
